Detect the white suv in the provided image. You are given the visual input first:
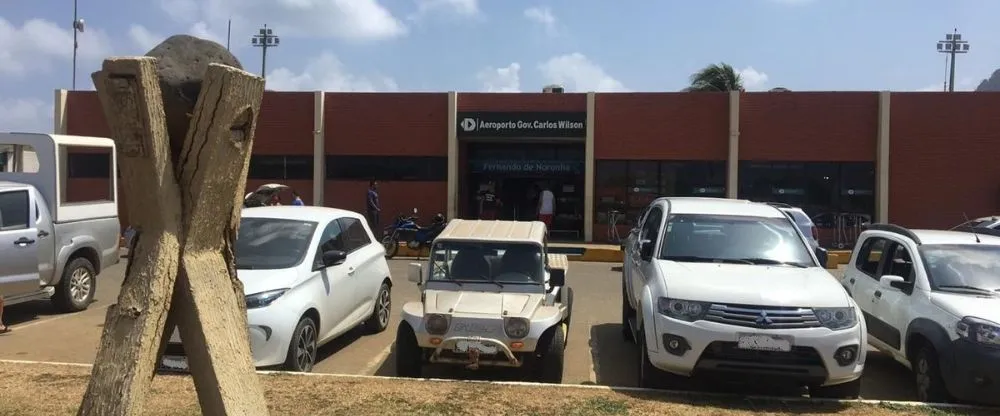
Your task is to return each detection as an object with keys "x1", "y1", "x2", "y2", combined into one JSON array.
[
  {"x1": 622, "y1": 197, "x2": 866, "y2": 398},
  {"x1": 842, "y1": 224, "x2": 1000, "y2": 406}
]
